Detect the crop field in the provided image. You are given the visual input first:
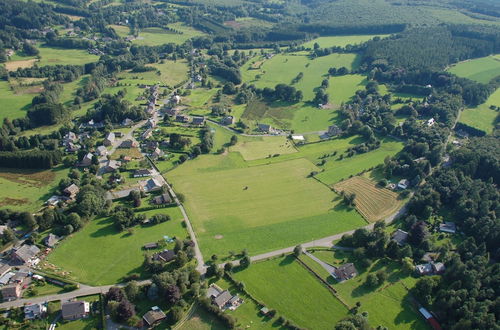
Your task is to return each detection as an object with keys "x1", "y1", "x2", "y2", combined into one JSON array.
[
  {"x1": 46, "y1": 207, "x2": 186, "y2": 285},
  {"x1": 302, "y1": 34, "x2": 390, "y2": 49},
  {"x1": 334, "y1": 176, "x2": 403, "y2": 222},
  {"x1": 242, "y1": 52, "x2": 359, "y2": 100},
  {"x1": 231, "y1": 136, "x2": 297, "y2": 160},
  {"x1": 168, "y1": 156, "x2": 366, "y2": 257},
  {"x1": 0, "y1": 167, "x2": 69, "y2": 212},
  {"x1": 130, "y1": 24, "x2": 205, "y2": 46},
  {"x1": 447, "y1": 55, "x2": 500, "y2": 84},
  {"x1": 4, "y1": 58, "x2": 38, "y2": 71},
  {"x1": 459, "y1": 88, "x2": 500, "y2": 134},
  {"x1": 233, "y1": 256, "x2": 348, "y2": 329}
]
